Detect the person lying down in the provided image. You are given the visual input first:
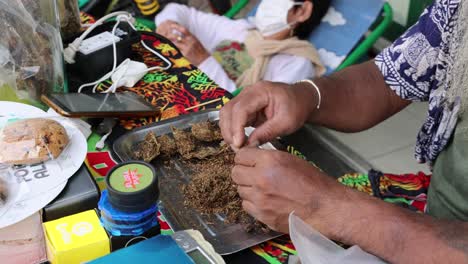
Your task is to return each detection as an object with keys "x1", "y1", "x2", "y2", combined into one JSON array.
[{"x1": 155, "y1": 0, "x2": 330, "y2": 92}]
